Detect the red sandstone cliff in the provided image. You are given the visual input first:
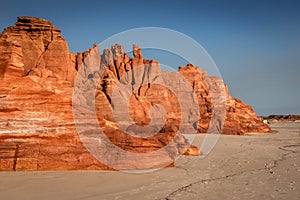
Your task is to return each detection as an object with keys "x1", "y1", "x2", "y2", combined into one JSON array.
[{"x1": 0, "y1": 17, "x2": 270, "y2": 171}]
